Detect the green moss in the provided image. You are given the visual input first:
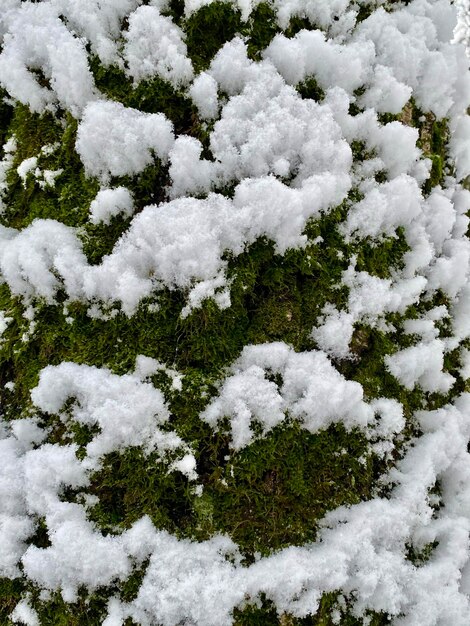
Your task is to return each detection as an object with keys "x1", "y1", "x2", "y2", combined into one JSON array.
[
  {"x1": 64, "y1": 420, "x2": 378, "y2": 562},
  {"x1": 233, "y1": 593, "x2": 391, "y2": 625},
  {"x1": 422, "y1": 117, "x2": 448, "y2": 193},
  {"x1": 350, "y1": 140, "x2": 376, "y2": 162},
  {"x1": 355, "y1": 228, "x2": 409, "y2": 278},
  {"x1": 8, "y1": 104, "x2": 62, "y2": 165},
  {"x1": 245, "y1": 3, "x2": 280, "y2": 60},
  {"x1": 427, "y1": 154, "x2": 444, "y2": 190},
  {"x1": 340, "y1": 323, "x2": 424, "y2": 417},
  {"x1": 284, "y1": 16, "x2": 315, "y2": 38},
  {"x1": 33, "y1": 589, "x2": 111, "y2": 626},
  {"x1": 91, "y1": 61, "x2": 196, "y2": 134},
  {"x1": 297, "y1": 77, "x2": 326, "y2": 102},
  {"x1": 356, "y1": 4, "x2": 376, "y2": 23},
  {"x1": 202, "y1": 422, "x2": 377, "y2": 556},
  {"x1": 301, "y1": 592, "x2": 390, "y2": 626},
  {"x1": 119, "y1": 562, "x2": 149, "y2": 603},
  {"x1": 301, "y1": 598, "x2": 391, "y2": 626},
  {"x1": 233, "y1": 597, "x2": 279, "y2": 625},
  {"x1": 86, "y1": 449, "x2": 194, "y2": 534},
  {"x1": 0, "y1": 90, "x2": 14, "y2": 152},
  {"x1": 184, "y1": 3, "x2": 244, "y2": 72},
  {"x1": 28, "y1": 517, "x2": 52, "y2": 549},
  {"x1": 397, "y1": 103, "x2": 449, "y2": 194},
  {"x1": 1, "y1": 106, "x2": 99, "y2": 230},
  {"x1": 0, "y1": 186, "x2": 418, "y2": 430},
  {"x1": 180, "y1": 2, "x2": 279, "y2": 71},
  {"x1": 407, "y1": 540, "x2": 439, "y2": 567},
  {"x1": 0, "y1": 578, "x2": 24, "y2": 624}
]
